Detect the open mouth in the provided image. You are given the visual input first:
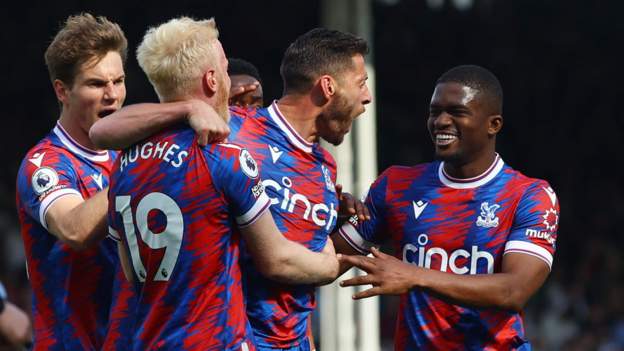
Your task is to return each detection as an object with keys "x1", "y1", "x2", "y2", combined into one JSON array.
[
  {"x1": 435, "y1": 133, "x2": 458, "y2": 146},
  {"x1": 98, "y1": 109, "x2": 116, "y2": 118}
]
